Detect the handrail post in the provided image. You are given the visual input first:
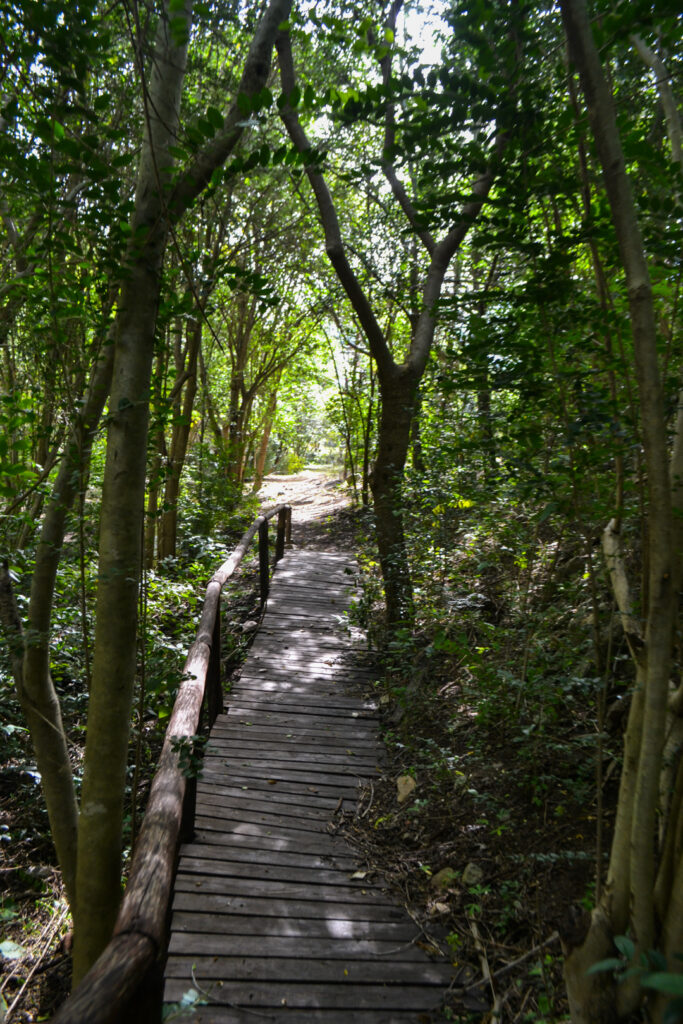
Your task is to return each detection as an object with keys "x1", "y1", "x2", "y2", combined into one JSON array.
[
  {"x1": 259, "y1": 518, "x2": 269, "y2": 605},
  {"x1": 286, "y1": 504, "x2": 292, "y2": 545},
  {"x1": 206, "y1": 599, "x2": 222, "y2": 726},
  {"x1": 275, "y1": 506, "x2": 287, "y2": 562}
]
